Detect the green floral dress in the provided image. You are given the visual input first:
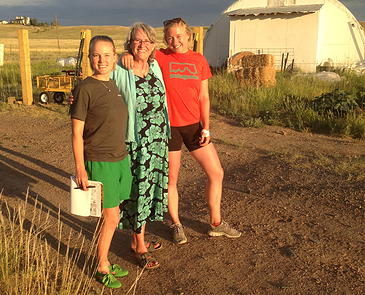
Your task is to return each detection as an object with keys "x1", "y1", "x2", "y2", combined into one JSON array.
[{"x1": 119, "y1": 70, "x2": 168, "y2": 233}]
